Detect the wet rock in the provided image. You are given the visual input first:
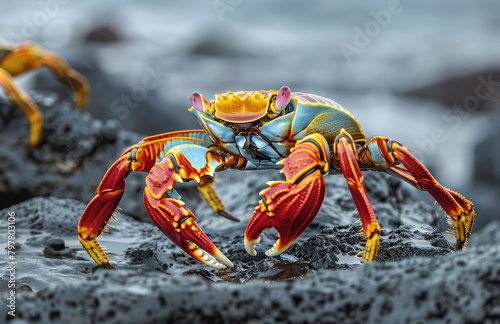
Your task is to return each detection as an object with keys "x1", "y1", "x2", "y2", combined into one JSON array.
[
  {"x1": 43, "y1": 236, "x2": 74, "y2": 258},
  {"x1": 1, "y1": 195, "x2": 494, "y2": 323}
]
